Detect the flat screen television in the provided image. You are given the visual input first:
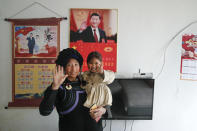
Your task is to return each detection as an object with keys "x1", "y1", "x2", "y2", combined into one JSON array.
[{"x1": 103, "y1": 78, "x2": 154, "y2": 120}]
